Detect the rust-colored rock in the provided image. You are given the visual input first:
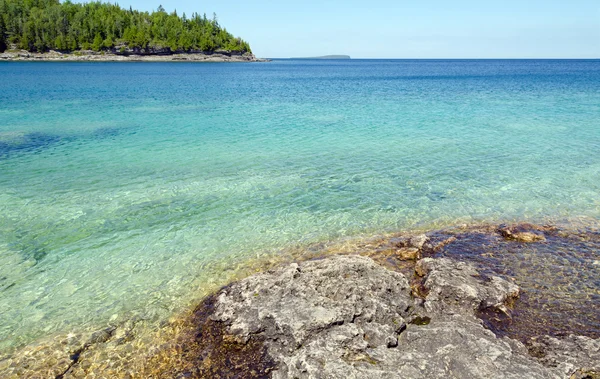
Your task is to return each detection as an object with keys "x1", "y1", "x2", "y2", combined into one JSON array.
[
  {"x1": 398, "y1": 247, "x2": 421, "y2": 260},
  {"x1": 498, "y1": 224, "x2": 547, "y2": 242}
]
